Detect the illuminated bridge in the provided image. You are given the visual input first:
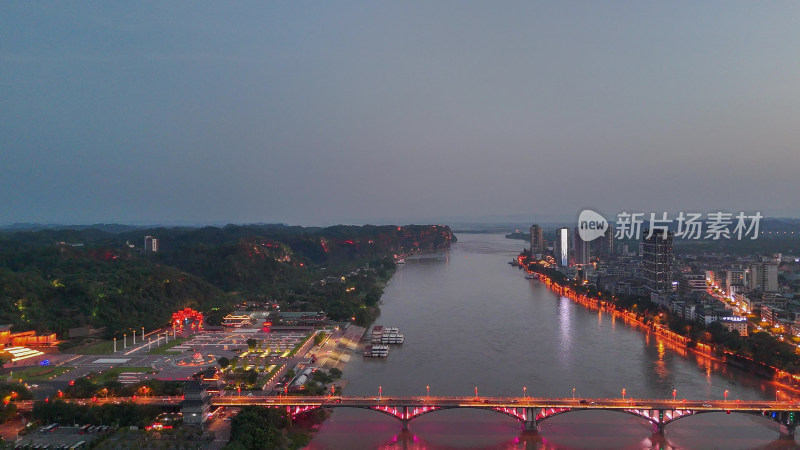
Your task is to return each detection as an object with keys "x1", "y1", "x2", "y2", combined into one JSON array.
[{"x1": 211, "y1": 396, "x2": 800, "y2": 438}]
